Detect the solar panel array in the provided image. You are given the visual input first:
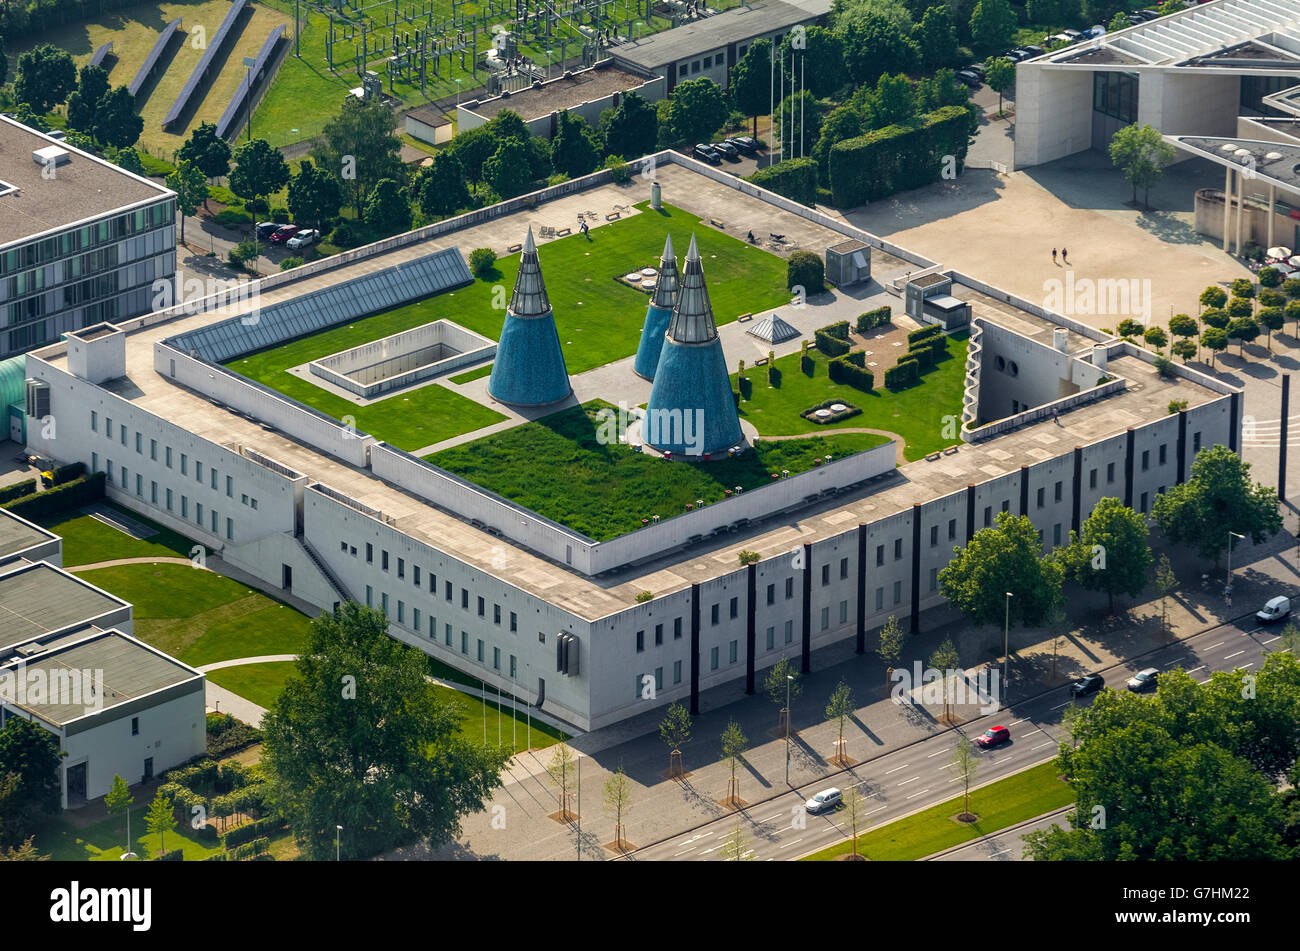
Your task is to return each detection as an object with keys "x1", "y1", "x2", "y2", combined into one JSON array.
[
  {"x1": 163, "y1": 0, "x2": 248, "y2": 129},
  {"x1": 216, "y1": 25, "x2": 286, "y2": 140},
  {"x1": 89, "y1": 42, "x2": 114, "y2": 68},
  {"x1": 129, "y1": 18, "x2": 182, "y2": 98},
  {"x1": 166, "y1": 248, "x2": 474, "y2": 364}
]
